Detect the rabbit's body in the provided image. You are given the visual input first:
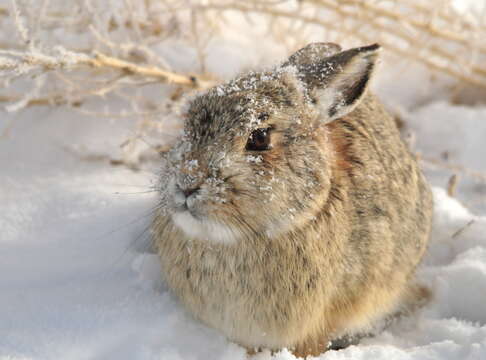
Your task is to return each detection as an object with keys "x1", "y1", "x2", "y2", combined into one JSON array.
[{"x1": 153, "y1": 43, "x2": 432, "y2": 356}]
